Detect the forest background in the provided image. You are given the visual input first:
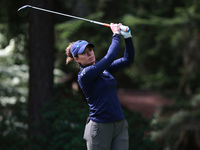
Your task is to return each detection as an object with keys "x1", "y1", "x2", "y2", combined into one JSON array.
[{"x1": 0, "y1": 0, "x2": 200, "y2": 149}]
